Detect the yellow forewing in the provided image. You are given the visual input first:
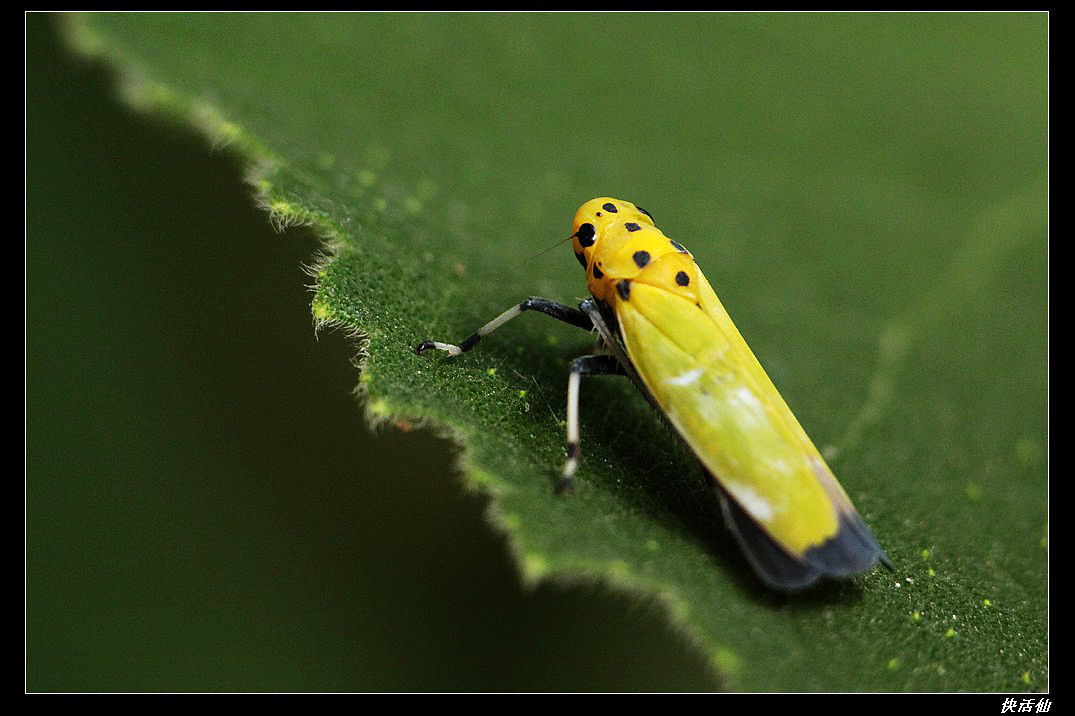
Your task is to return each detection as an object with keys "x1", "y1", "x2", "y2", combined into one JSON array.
[{"x1": 615, "y1": 272, "x2": 853, "y2": 557}]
